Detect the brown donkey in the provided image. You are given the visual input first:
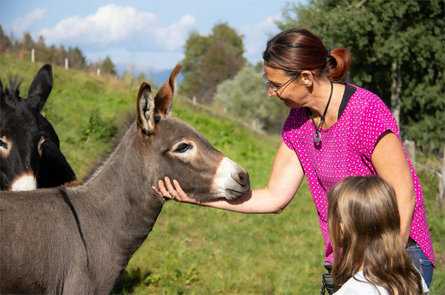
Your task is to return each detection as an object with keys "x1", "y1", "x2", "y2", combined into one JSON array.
[{"x1": 0, "y1": 65, "x2": 250, "y2": 294}]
